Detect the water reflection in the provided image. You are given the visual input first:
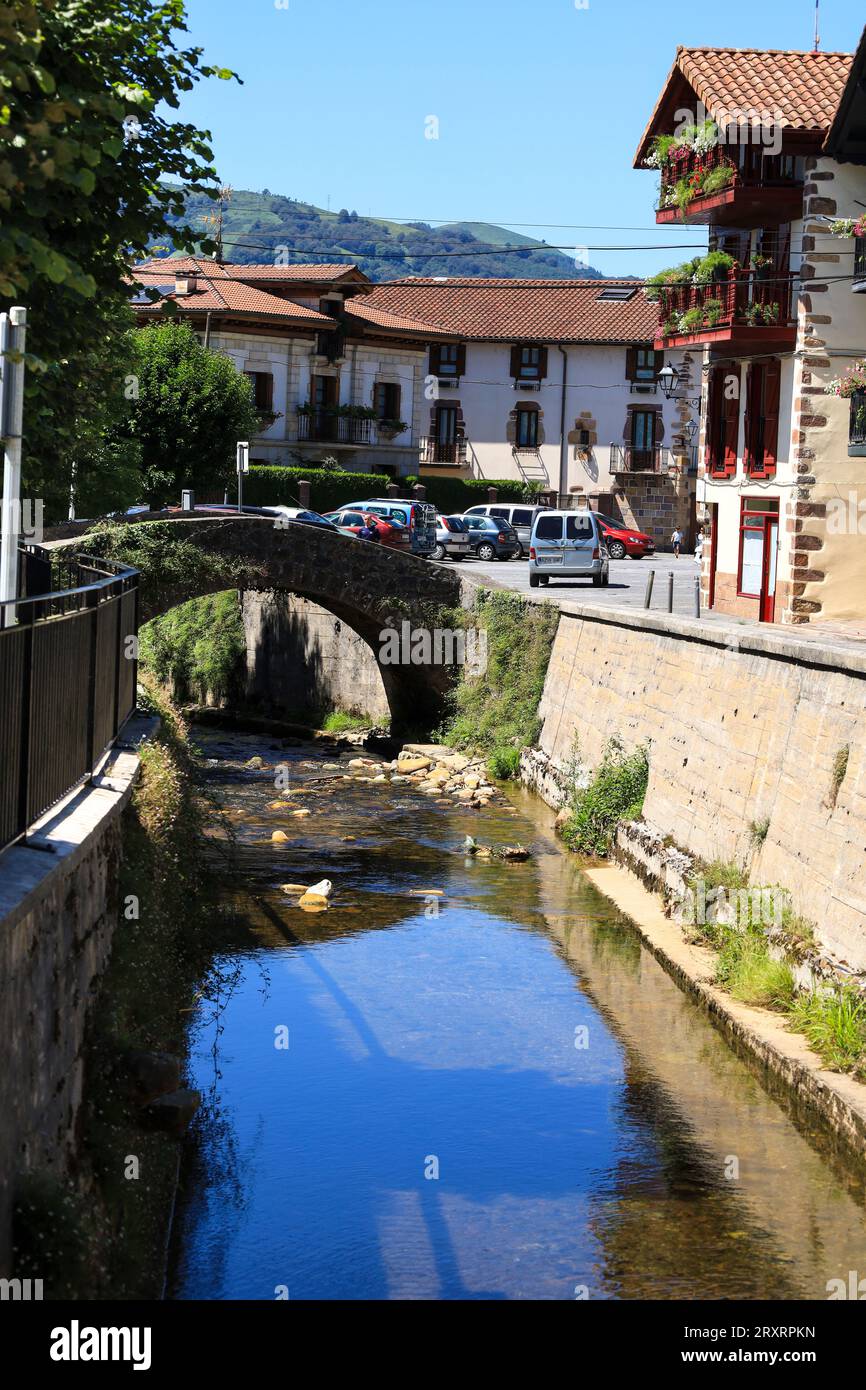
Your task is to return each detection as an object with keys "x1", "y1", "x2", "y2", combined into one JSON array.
[{"x1": 169, "y1": 732, "x2": 866, "y2": 1301}]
